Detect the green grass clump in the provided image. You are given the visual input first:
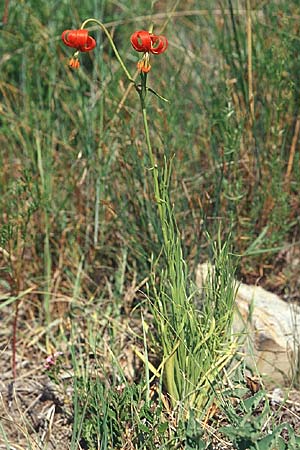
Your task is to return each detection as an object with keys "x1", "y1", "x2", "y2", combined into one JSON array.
[
  {"x1": 148, "y1": 158, "x2": 238, "y2": 415},
  {"x1": 72, "y1": 377, "x2": 170, "y2": 450}
]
